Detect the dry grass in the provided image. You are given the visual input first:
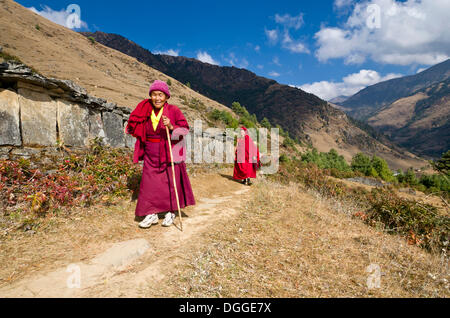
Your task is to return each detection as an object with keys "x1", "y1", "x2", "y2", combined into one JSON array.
[
  {"x1": 0, "y1": 166, "x2": 235, "y2": 289},
  {"x1": 368, "y1": 93, "x2": 428, "y2": 129},
  {"x1": 1, "y1": 172, "x2": 448, "y2": 297},
  {"x1": 325, "y1": 176, "x2": 449, "y2": 215},
  {"x1": 148, "y1": 178, "x2": 449, "y2": 298},
  {"x1": 0, "y1": 198, "x2": 142, "y2": 287}
]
